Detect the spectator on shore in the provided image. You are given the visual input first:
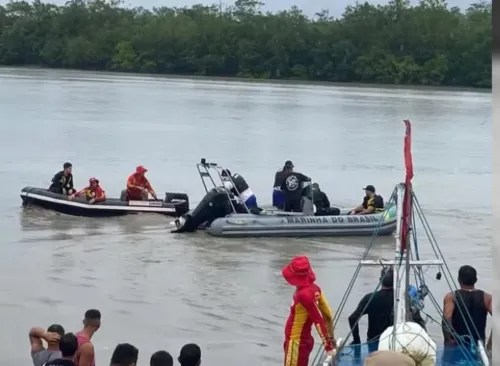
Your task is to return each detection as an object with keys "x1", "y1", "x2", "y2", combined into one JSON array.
[
  {"x1": 110, "y1": 343, "x2": 139, "y2": 366},
  {"x1": 150, "y1": 350, "x2": 173, "y2": 366},
  {"x1": 45, "y1": 333, "x2": 79, "y2": 366},
  {"x1": 75, "y1": 309, "x2": 101, "y2": 366},
  {"x1": 178, "y1": 344, "x2": 201, "y2": 366},
  {"x1": 29, "y1": 324, "x2": 65, "y2": 366}
]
